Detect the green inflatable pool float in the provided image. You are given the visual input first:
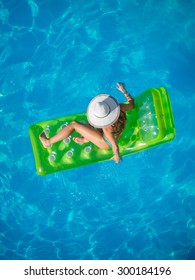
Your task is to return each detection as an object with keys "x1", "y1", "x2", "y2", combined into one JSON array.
[{"x1": 29, "y1": 87, "x2": 176, "y2": 175}]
